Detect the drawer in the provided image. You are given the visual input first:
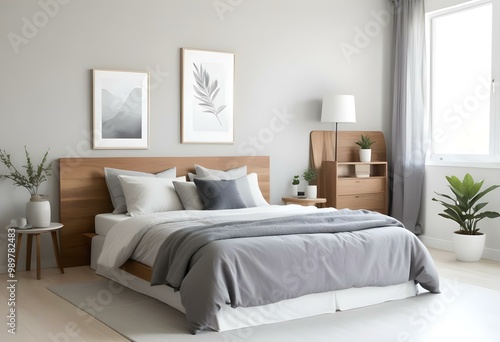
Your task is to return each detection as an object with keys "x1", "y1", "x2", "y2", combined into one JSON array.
[
  {"x1": 337, "y1": 193, "x2": 386, "y2": 213},
  {"x1": 337, "y1": 177, "x2": 385, "y2": 195}
]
